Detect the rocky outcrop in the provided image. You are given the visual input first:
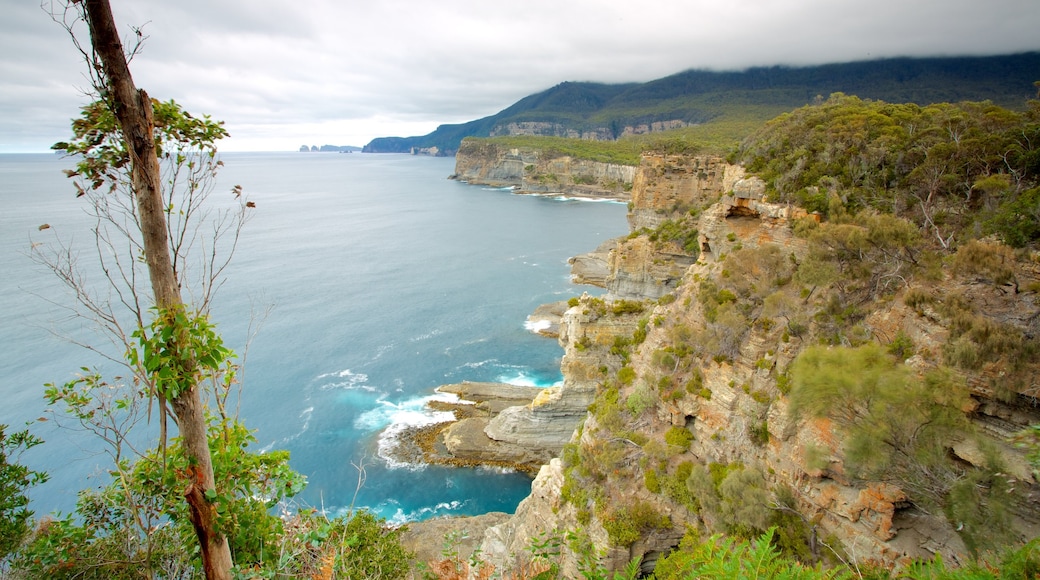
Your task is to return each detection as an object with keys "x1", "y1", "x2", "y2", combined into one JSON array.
[
  {"x1": 604, "y1": 235, "x2": 695, "y2": 300},
  {"x1": 451, "y1": 141, "x2": 636, "y2": 199},
  {"x1": 628, "y1": 153, "x2": 746, "y2": 231},
  {"x1": 400, "y1": 511, "x2": 512, "y2": 578},
  {"x1": 490, "y1": 121, "x2": 616, "y2": 142},
  {"x1": 569, "y1": 155, "x2": 755, "y2": 301},
  {"x1": 525, "y1": 301, "x2": 570, "y2": 337},
  {"x1": 435, "y1": 380, "x2": 586, "y2": 468},
  {"x1": 487, "y1": 120, "x2": 691, "y2": 142},
  {"x1": 399, "y1": 297, "x2": 643, "y2": 473},
  {"x1": 383, "y1": 382, "x2": 547, "y2": 472},
  {"x1": 484, "y1": 297, "x2": 644, "y2": 454},
  {"x1": 472, "y1": 150, "x2": 1040, "y2": 576},
  {"x1": 568, "y1": 238, "x2": 620, "y2": 288}
]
